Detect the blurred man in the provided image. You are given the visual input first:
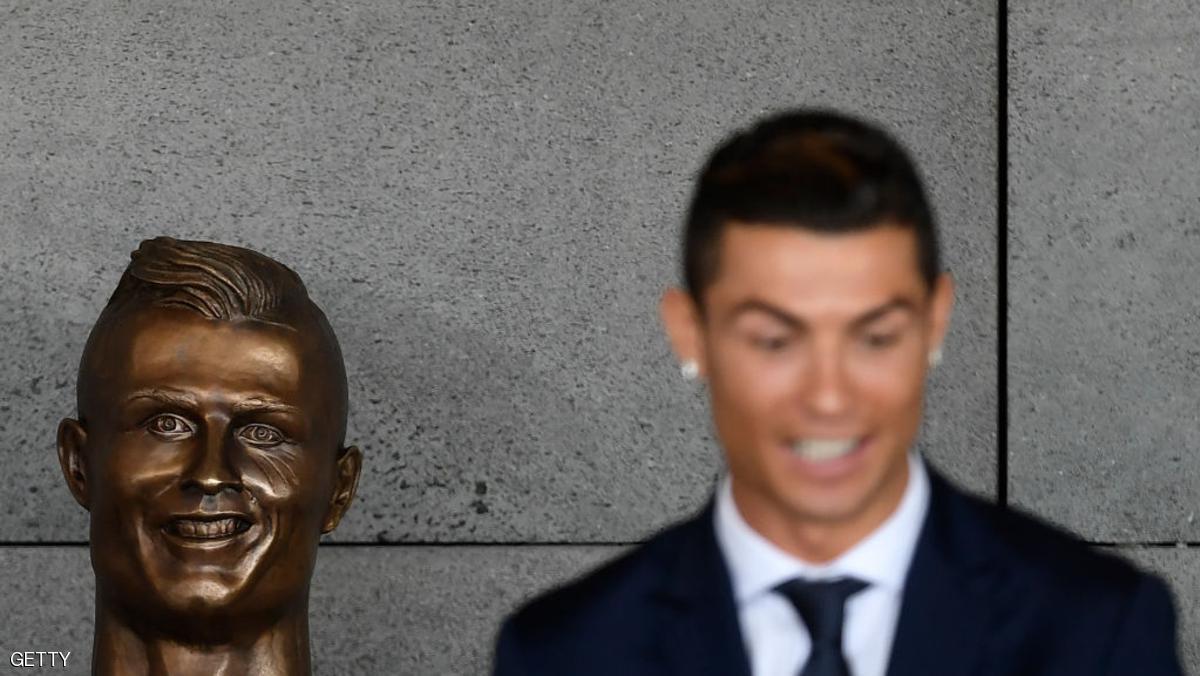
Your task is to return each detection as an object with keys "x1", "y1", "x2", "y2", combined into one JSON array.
[
  {"x1": 493, "y1": 111, "x2": 1181, "y2": 675},
  {"x1": 57, "y1": 237, "x2": 361, "y2": 675}
]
